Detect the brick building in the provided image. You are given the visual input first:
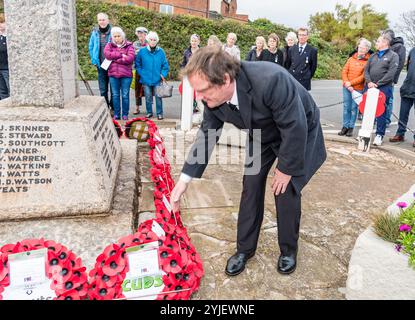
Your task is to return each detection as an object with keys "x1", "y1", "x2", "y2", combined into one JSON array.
[{"x1": 109, "y1": 0, "x2": 249, "y2": 22}]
